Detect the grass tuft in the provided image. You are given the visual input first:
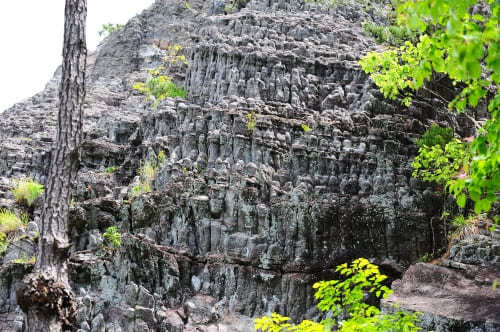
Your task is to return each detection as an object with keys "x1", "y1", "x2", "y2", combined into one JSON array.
[
  {"x1": 11, "y1": 178, "x2": 44, "y2": 207},
  {"x1": 0, "y1": 209, "x2": 28, "y2": 234}
]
